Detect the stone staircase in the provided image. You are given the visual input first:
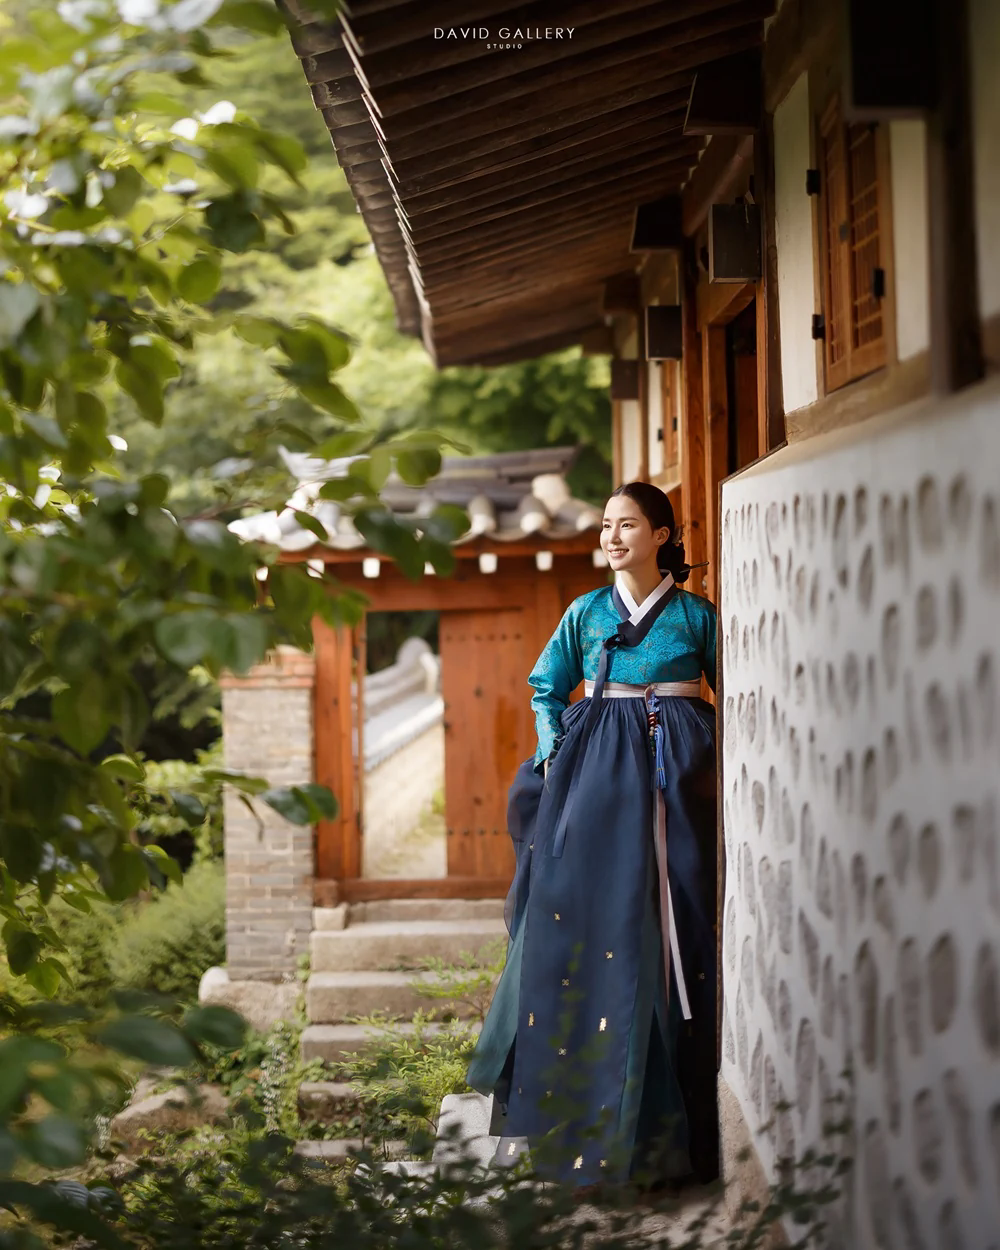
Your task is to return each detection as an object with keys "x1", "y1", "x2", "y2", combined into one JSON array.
[{"x1": 300, "y1": 897, "x2": 506, "y2": 1063}]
